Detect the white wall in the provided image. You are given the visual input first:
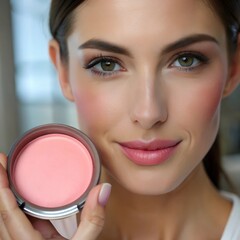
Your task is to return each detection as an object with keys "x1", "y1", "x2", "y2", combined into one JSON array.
[{"x1": 0, "y1": 0, "x2": 19, "y2": 153}]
